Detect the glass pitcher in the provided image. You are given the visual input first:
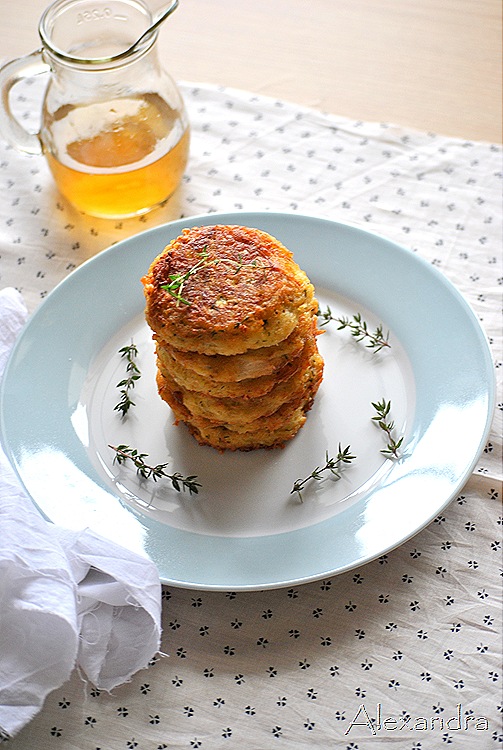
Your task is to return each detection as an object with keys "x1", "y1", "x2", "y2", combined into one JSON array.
[{"x1": 0, "y1": 0, "x2": 190, "y2": 218}]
